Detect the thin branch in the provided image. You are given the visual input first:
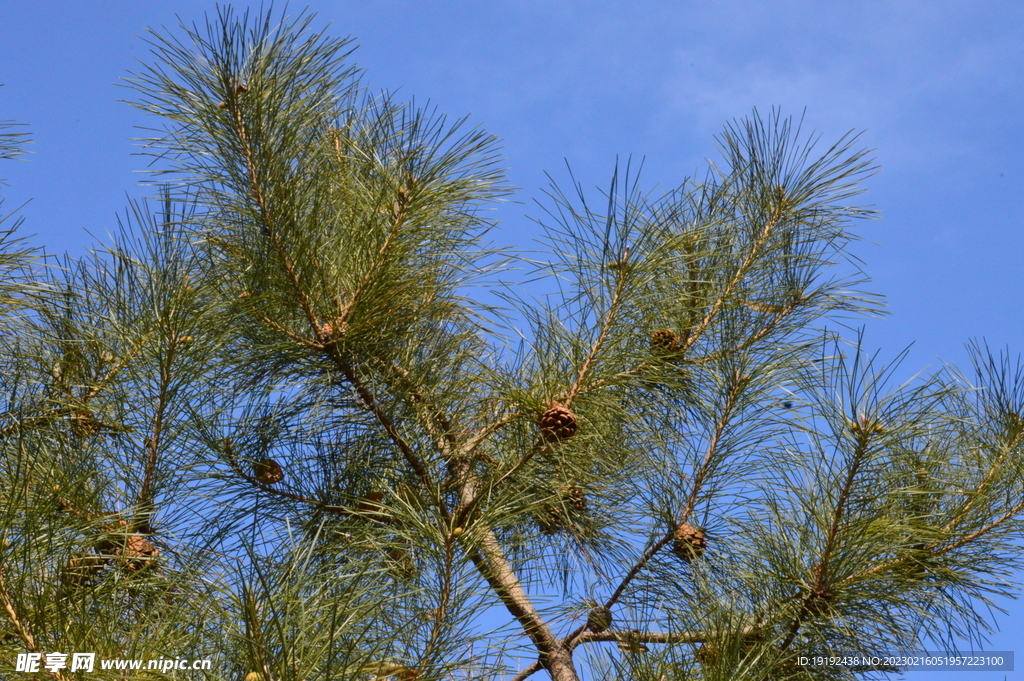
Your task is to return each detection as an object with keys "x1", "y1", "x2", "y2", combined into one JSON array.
[
  {"x1": 574, "y1": 626, "x2": 760, "y2": 647},
  {"x1": 942, "y1": 428, "x2": 1024, "y2": 534},
  {"x1": 383, "y1": 360, "x2": 458, "y2": 458},
  {"x1": 456, "y1": 410, "x2": 519, "y2": 460},
  {"x1": 231, "y1": 103, "x2": 322, "y2": 336},
  {"x1": 0, "y1": 567, "x2": 71, "y2": 681},
  {"x1": 564, "y1": 272, "x2": 625, "y2": 406},
  {"x1": 230, "y1": 106, "x2": 436, "y2": 494},
  {"x1": 338, "y1": 194, "x2": 409, "y2": 327},
  {"x1": 331, "y1": 354, "x2": 436, "y2": 492},
  {"x1": 508, "y1": 660, "x2": 543, "y2": 681},
  {"x1": 133, "y1": 335, "x2": 180, "y2": 532},
  {"x1": 568, "y1": 294, "x2": 802, "y2": 400},
  {"x1": 417, "y1": 534, "x2": 457, "y2": 668},
  {"x1": 680, "y1": 207, "x2": 784, "y2": 353},
  {"x1": 253, "y1": 310, "x2": 321, "y2": 349},
  {"x1": 222, "y1": 441, "x2": 351, "y2": 515},
  {"x1": 844, "y1": 496, "x2": 1024, "y2": 586},
  {"x1": 779, "y1": 430, "x2": 872, "y2": 652},
  {"x1": 0, "y1": 336, "x2": 150, "y2": 439},
  {"x1": 932, "y1": 497, "x2": 1024, "y2": 555}
]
